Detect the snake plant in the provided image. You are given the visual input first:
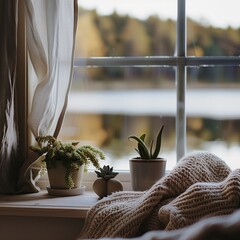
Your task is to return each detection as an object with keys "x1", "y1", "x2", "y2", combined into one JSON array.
[{"x1": 128, "y1": 125, "x2": 164, "y2": 159}]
